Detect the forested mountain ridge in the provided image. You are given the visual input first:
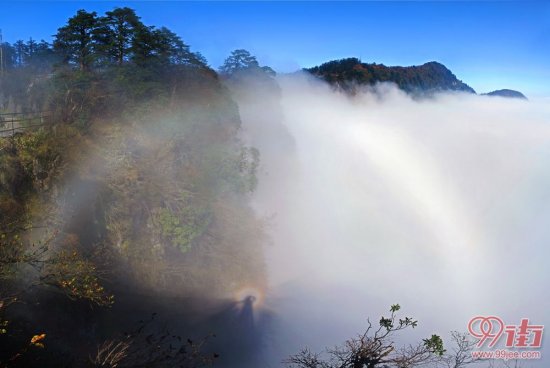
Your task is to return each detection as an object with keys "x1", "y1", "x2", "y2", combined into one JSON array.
[
  {"x1": 306, "y1": 57, "x2": 476, "y2": 94},
  {"x1": 0, "y1": 8, "x2": 270, "y2": 367}
]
